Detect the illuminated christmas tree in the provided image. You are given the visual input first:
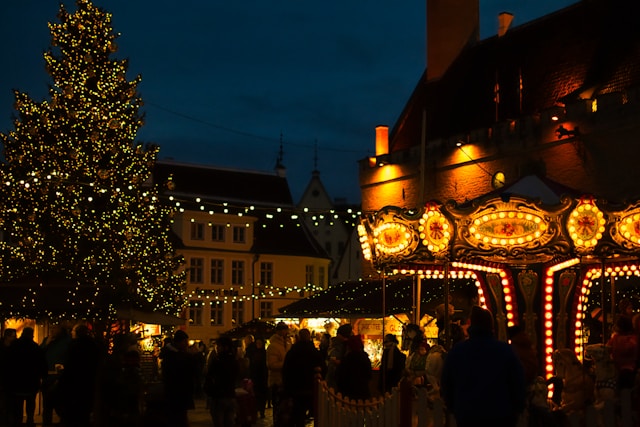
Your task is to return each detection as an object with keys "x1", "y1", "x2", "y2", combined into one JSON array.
[{"x1": 0, "y1": 0, "x2": 185, "y2": 320}]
